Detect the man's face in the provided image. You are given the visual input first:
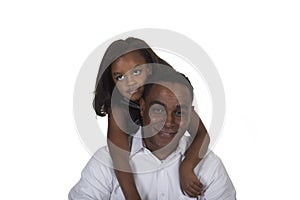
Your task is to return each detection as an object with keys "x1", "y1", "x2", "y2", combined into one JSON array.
[{"x1": 140, "y1": 82, "x2": 192, "y2": 152}]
